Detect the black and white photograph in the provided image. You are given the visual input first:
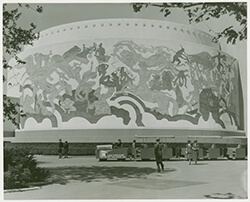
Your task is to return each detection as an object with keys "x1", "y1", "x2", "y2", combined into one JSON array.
[{"x1": 2, "y1": 1, "x2": 248, "y2": 200}]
